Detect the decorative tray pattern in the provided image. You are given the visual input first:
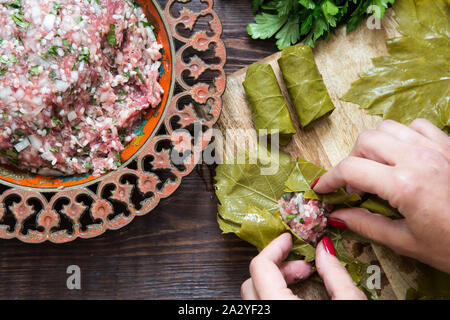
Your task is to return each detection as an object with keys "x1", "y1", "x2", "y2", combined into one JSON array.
[{"x1": 0, "y1": 0, "x2": 225, "y2": 243}]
